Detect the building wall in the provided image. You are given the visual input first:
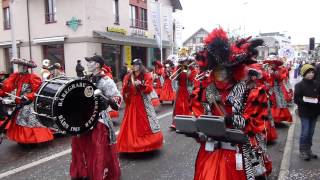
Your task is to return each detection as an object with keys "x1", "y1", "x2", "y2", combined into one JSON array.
[{"x1": 0, "y1": 0, "x2": 177, "y2": 75}]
